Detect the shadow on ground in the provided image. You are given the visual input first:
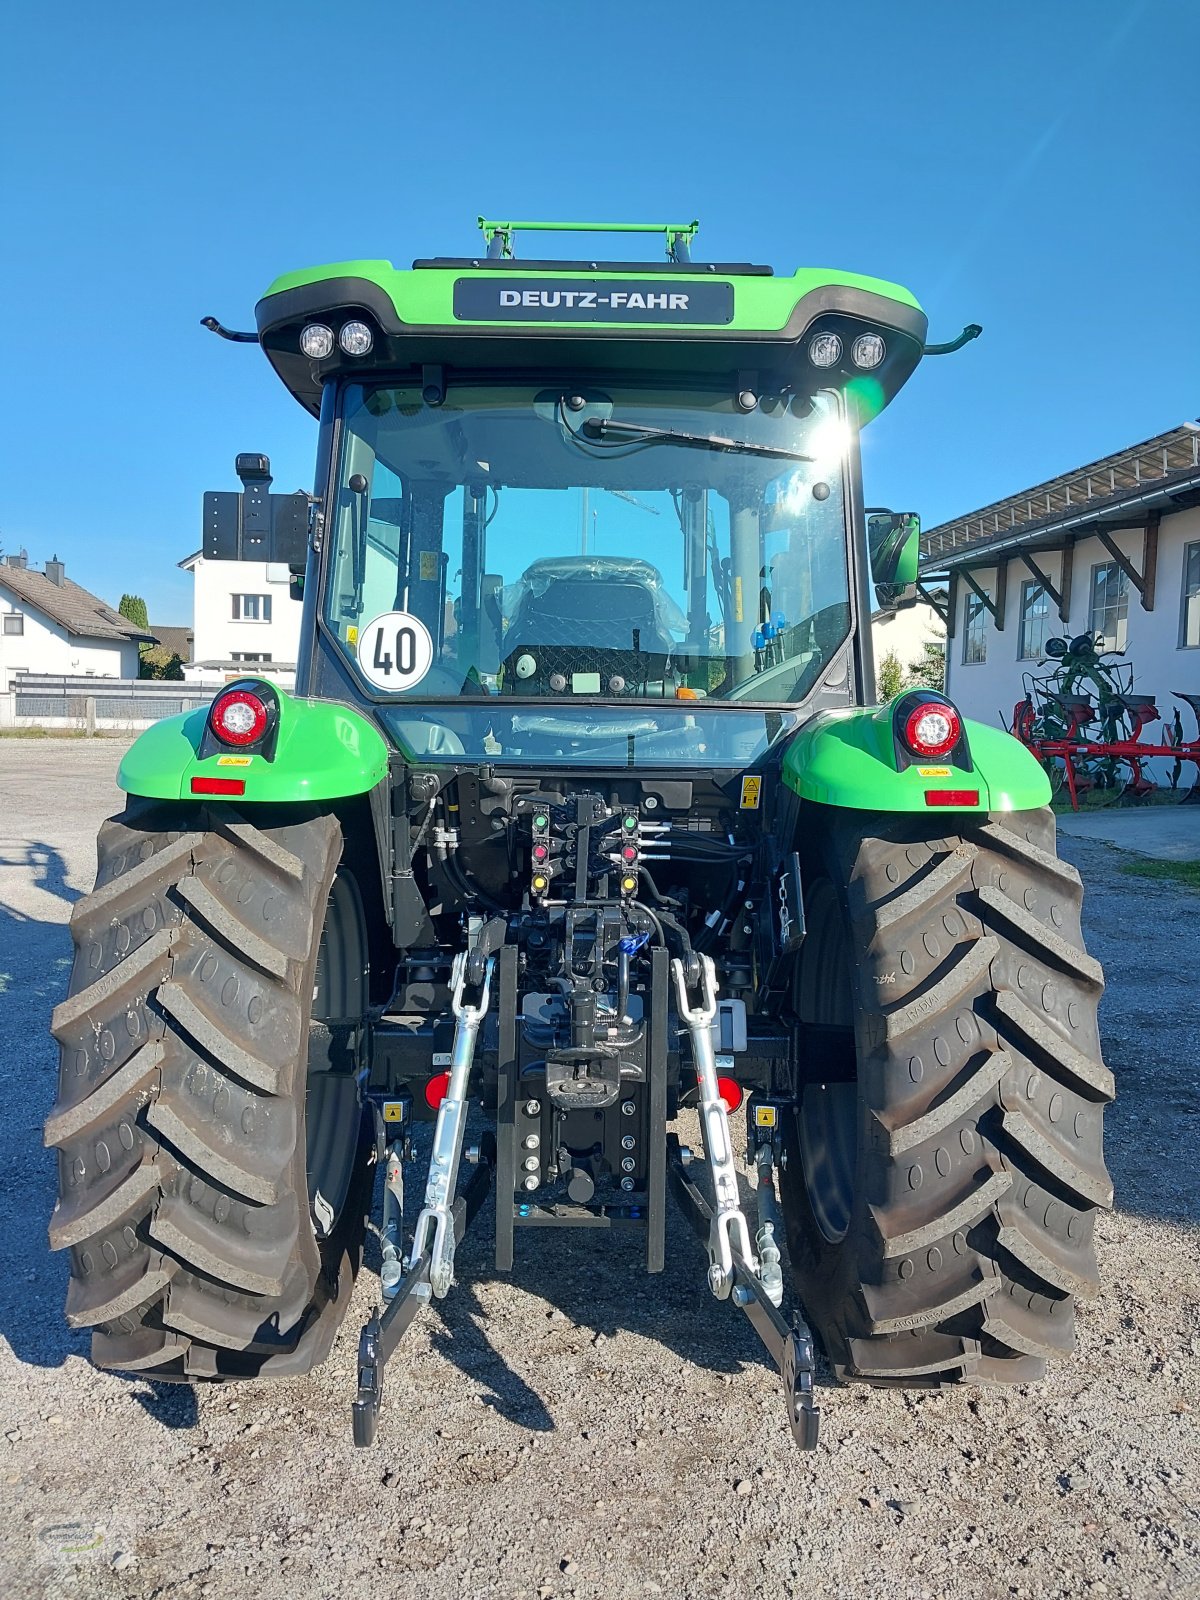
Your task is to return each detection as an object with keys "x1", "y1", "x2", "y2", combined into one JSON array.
[{"x1": 0, "y1": 840, "x2": 84, "y2": 1373}]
